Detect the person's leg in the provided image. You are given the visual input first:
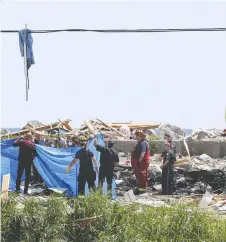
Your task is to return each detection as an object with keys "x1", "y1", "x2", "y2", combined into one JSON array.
[
  {"x1": 138, "y1": 161, "x2": 149, "y2": 190},
  {"x1": 16, "y1": 162, "x2": 24, "y2": 192},
  {"x1": 98, "y1": 167, "x2": 105, "y2": 188},
  {"x1": 131, "y1": 159, "x2": 140, "y2": 187},
  {"x1": 106, "y1": 168, "x2": 113, "y2": 190},
  {"x1": 24, "y1": 163, "x2": 32, "y2": 194},
  {"x1": 168, "y1": 165, "x2": 175, "y2": 195},
  {"x1": 78, "y1": 172, "x2": 86, "y2": 195},
  {"x1": 32, "y1": 163, "x2": 39, "y2": 183},
  {"x1": 162, "y1": 166, "x2": 170, "y2": 195},
  {"x1": 87, "y1": 170, "x2": 96, "y2": 192}
]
